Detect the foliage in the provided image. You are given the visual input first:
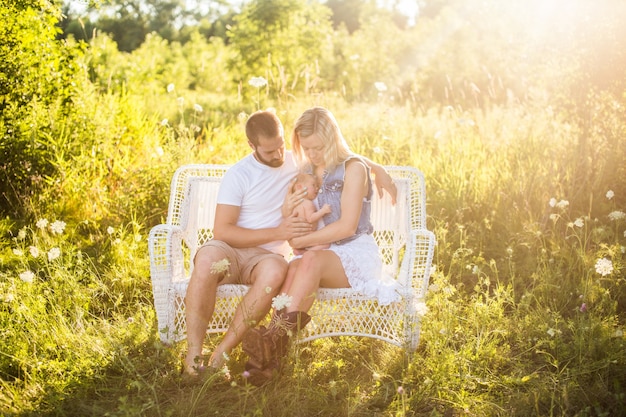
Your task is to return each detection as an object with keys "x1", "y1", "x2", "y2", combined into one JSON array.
[
  {"x1": 1, "y1": 0, "x2": 626, "y2": 415},
  {"x1": 227, "y1": 0, "x2": 334, "y2": 99},
  {"x1": 0, "y1": 0, "x2": 83, "y2": 217}
]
